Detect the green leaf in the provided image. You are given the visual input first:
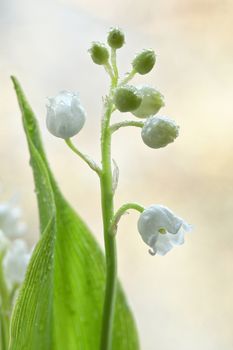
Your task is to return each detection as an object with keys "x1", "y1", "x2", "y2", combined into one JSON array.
[{"x1": 9, "y1": 77, "x2": 140, "y2": 350}]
